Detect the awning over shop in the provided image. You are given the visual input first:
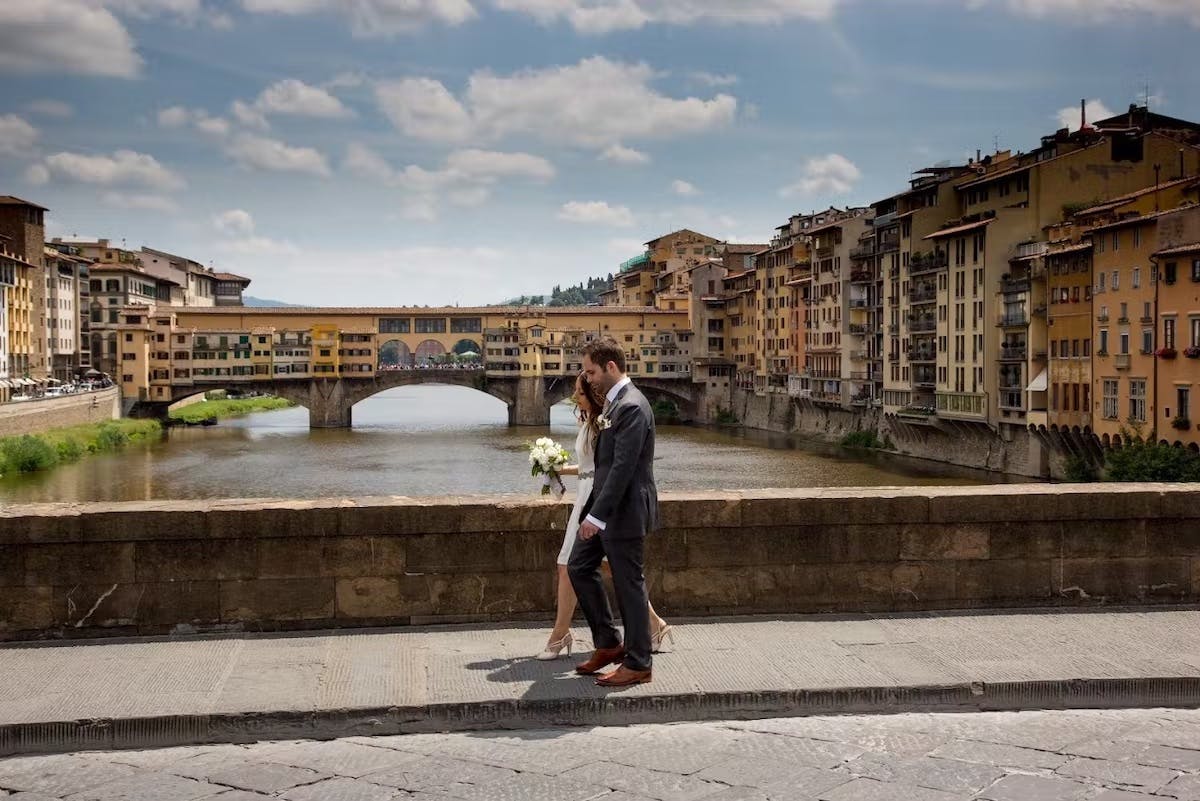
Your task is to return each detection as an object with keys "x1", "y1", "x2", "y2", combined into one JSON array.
[{"x1": 1026, "y1": 369, "x2": 1048, "y2": 393}]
